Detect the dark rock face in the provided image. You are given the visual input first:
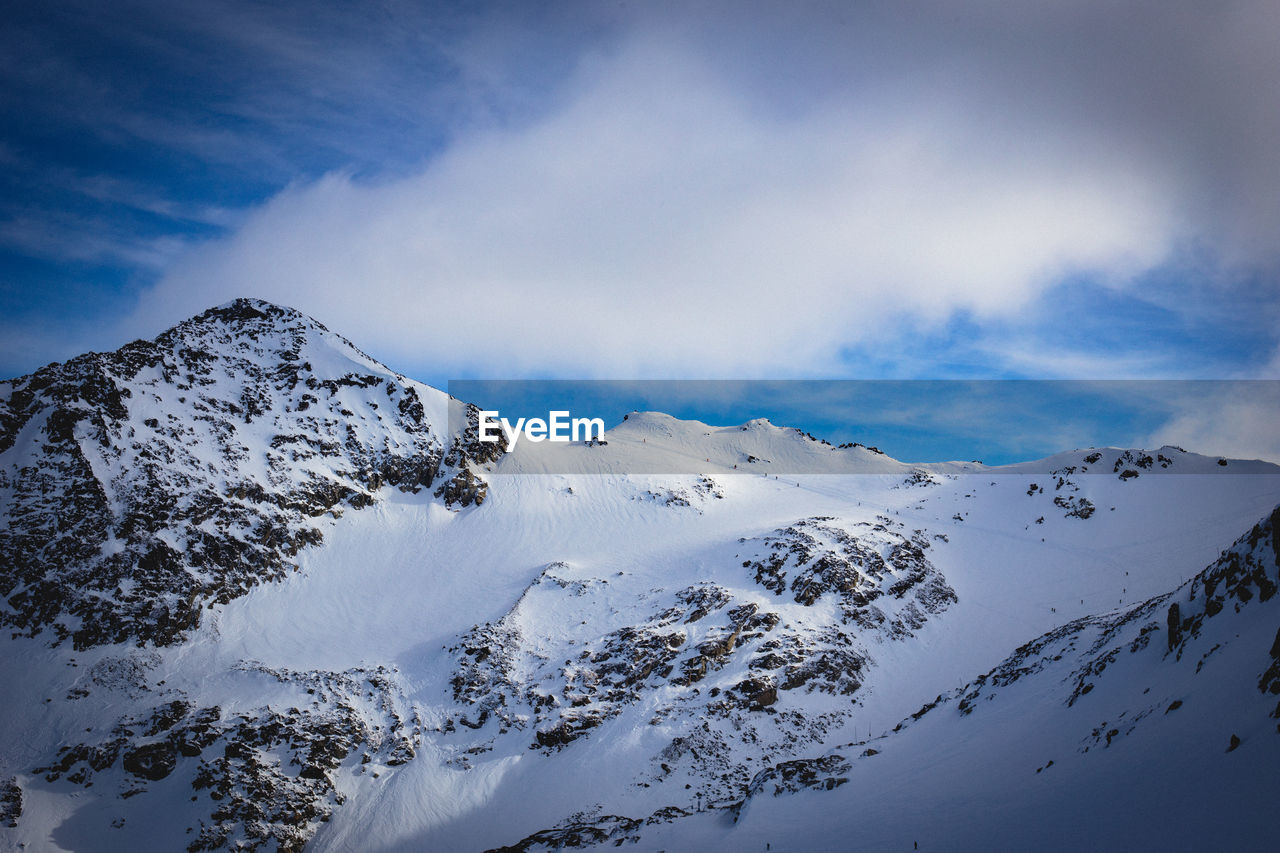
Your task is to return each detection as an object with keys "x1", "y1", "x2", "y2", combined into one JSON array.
[
  {"x1": 122, "y1": 741, "x2": 177, "y2": 781},
  {"x1": 0, "y1": 299, "x2": 489, "y2": 649},
  {"x1": 486, "y1": 814, "x2": 644, "y2": 852},
  {"x1": 1054, "y1": 495, "x2": 1096, "y2": 519},
  {"x1": 743, "y1": 753, "x2": 851, "y2": 799},
  {"x1": 1167, "y1": 602, "x2": 1182, "y2": 652},
  {"x1": 449, "y1": 566, "x2": 700, "y2": 750},
  {"x1": 1113, "y1": 450, "x2": 1154, "y2": 477},
  {"x1": 435, "y1": 466, "x2": 489, "y2": 507},
  {"x1": 443, "y1": 516, "x2": 958, "y2": 833},
  {"x1": 0, "y1": 777, "x2": 19, "y2": 828},
  {"x1": 1176, "y1": 510, "x2": 1279, "y2": 659},
  {"x1": 1259, "y1": 626, "x2": 1280, "y2": 696}
]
